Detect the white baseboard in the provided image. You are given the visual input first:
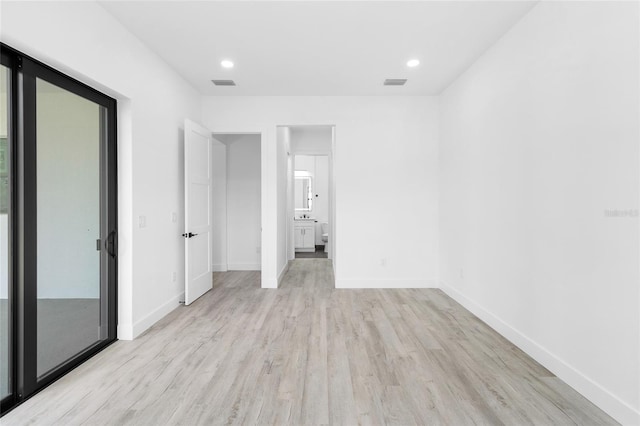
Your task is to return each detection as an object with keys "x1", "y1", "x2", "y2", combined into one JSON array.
[
  {"x1": 262, "y1": 279, "x2": 278, "y2": 288},
  {"x1": 261, "y1": 261, "x2": 292, "y2": 289},
  {"x1": 118, "y1": 292, "x2": 184, "y2": 341},
  {"x1": 117, "y1": 323, "x2": 133, "y2": 341},
  {"x1": 212, "y1": 263, "x2": 228, "y2": 272},
  {"x1": 441, "y1": 283, "x2": 640, "y2": 426},
  {"x1": 335, "y1": 279, "x2": 438, "y2": 289},
  {"x1": 227, "y1": 263, "x2": 261, "y2": 271},
  {"x1": 277, "y1": 261, "x2": 291, "y2": 287}
]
